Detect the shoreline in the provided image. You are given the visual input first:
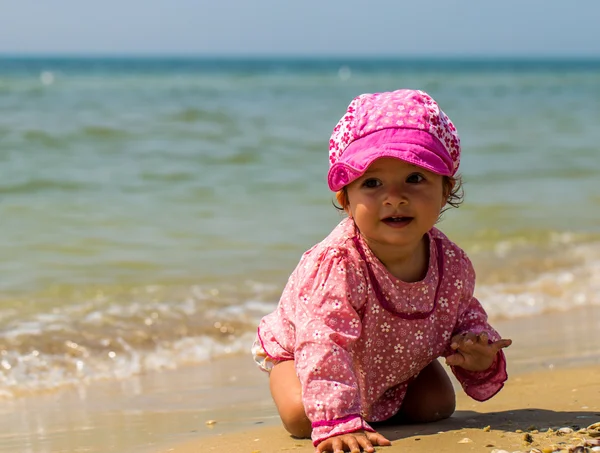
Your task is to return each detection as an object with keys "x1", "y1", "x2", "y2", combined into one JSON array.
[
  {"x1": 0, "y1": 306, "x2": 598, "y2": 453},
  {"x1": 157, "y1": 306, "x2": 600, "y2": 453}
]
